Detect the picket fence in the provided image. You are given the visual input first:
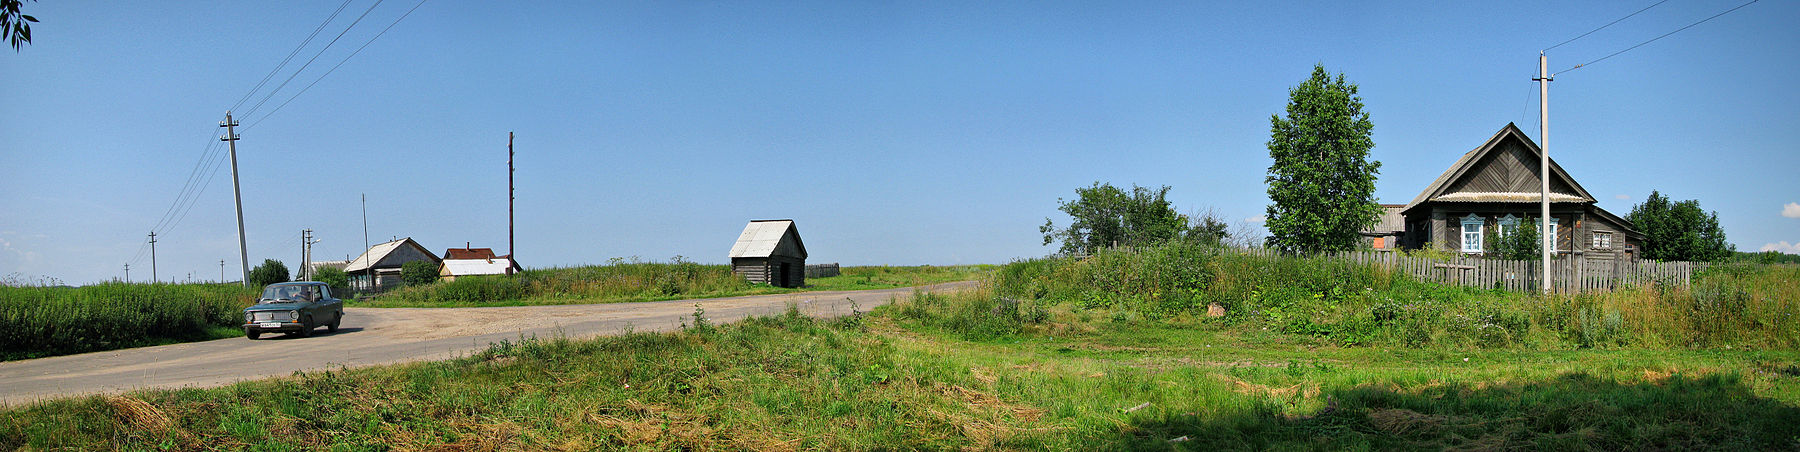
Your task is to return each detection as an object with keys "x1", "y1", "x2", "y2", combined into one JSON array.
[{"x1": 1232, "y1": 247, "x2": 1701, "y2": 293}]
